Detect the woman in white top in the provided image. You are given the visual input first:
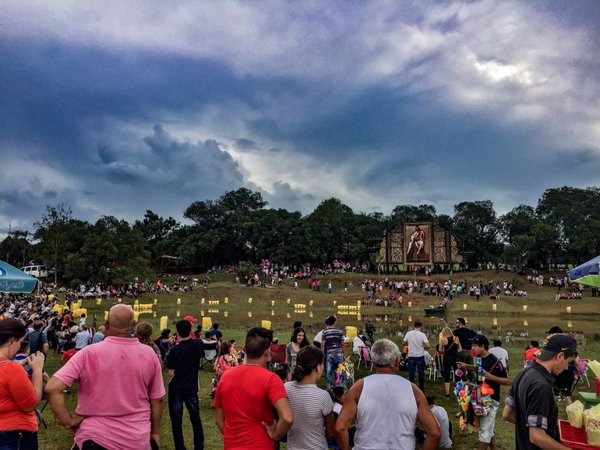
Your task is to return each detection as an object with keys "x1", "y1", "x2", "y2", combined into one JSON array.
[{"x1": 285, "y1": 346, "x2": 335, "y2": 450}]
